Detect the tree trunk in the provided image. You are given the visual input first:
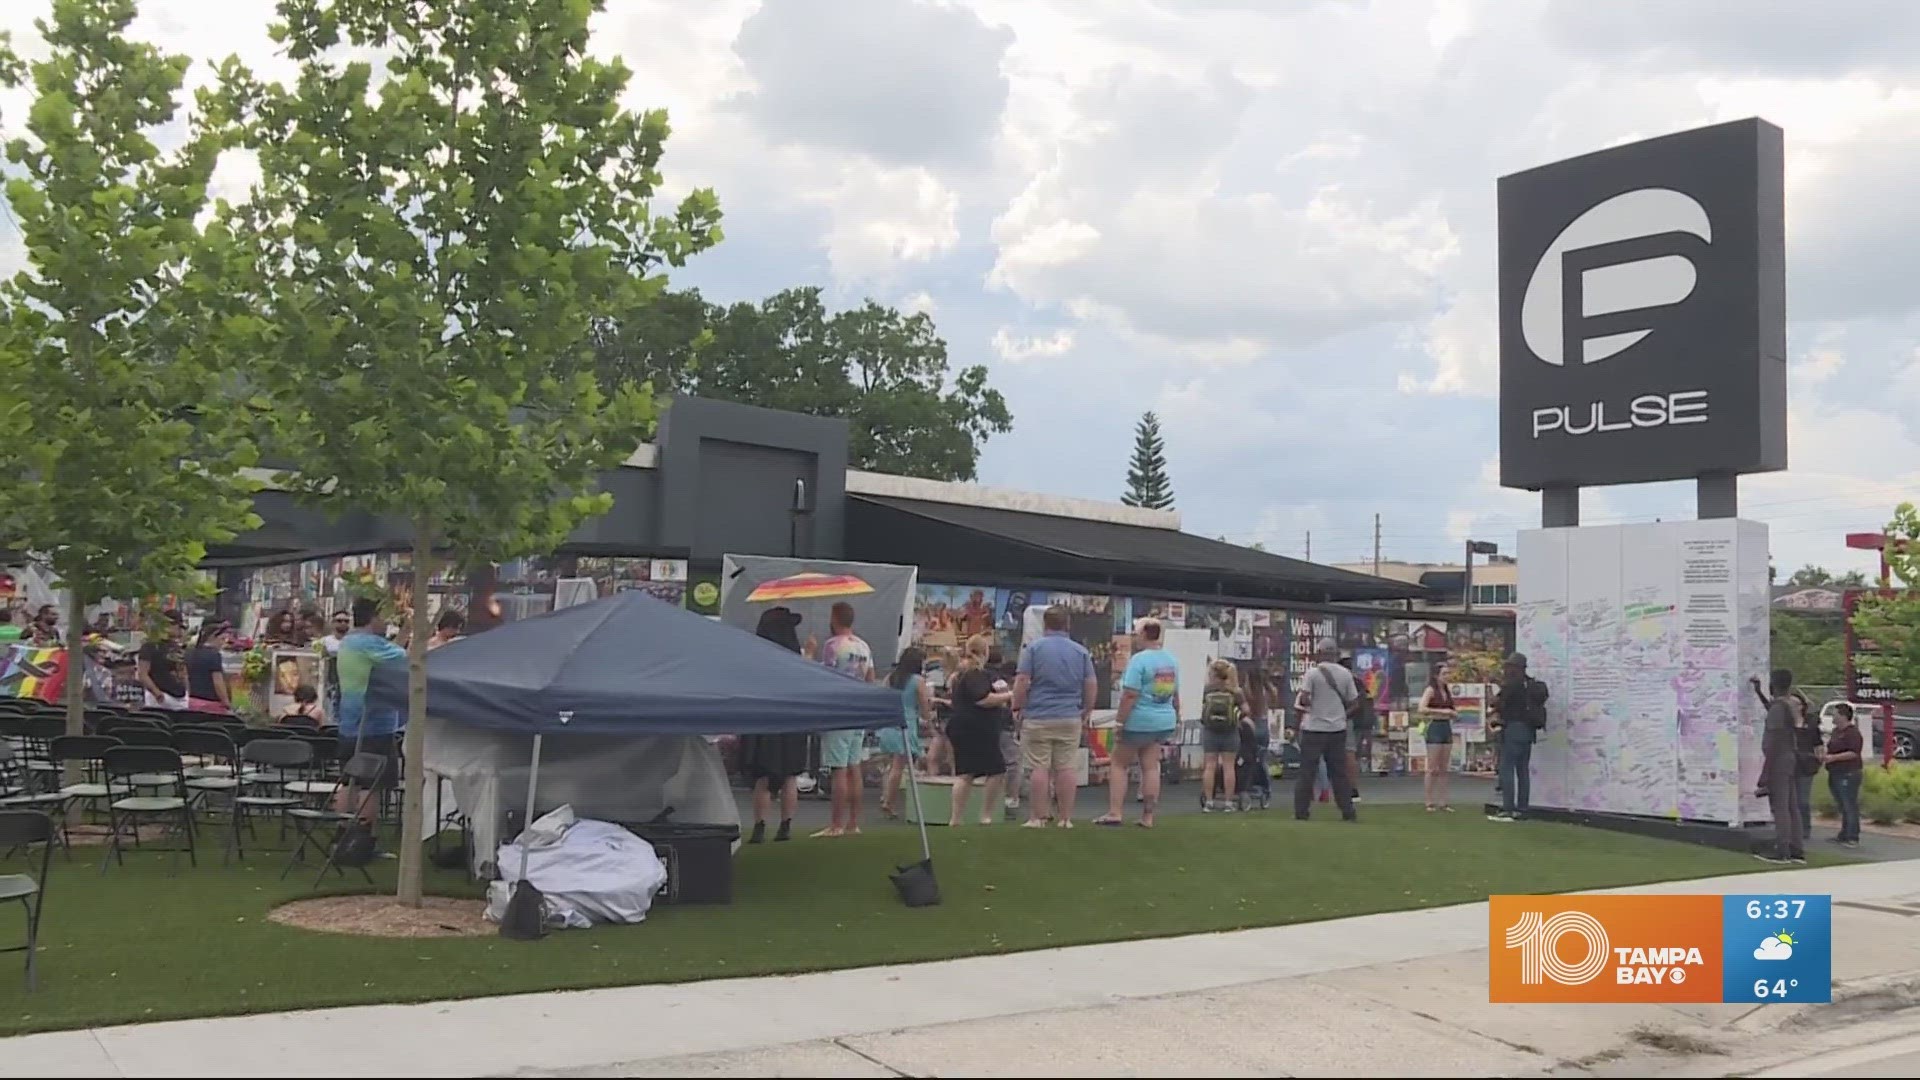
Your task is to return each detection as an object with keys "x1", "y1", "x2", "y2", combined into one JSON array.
[
  {"x1": 64, "y1": 587, "x2": 86, "y2": 737},
  {"x1": 395, "y1": 526, "x2": 435, "y2": 906}
]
